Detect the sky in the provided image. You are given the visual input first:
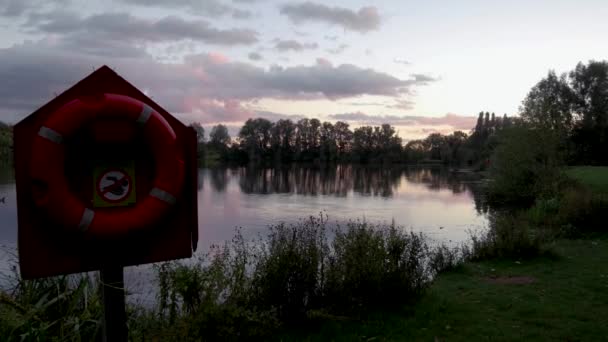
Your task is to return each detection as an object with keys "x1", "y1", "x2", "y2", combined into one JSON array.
[{"x1": 1, "y1": 0, "x2": 607, "y2": 140}]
